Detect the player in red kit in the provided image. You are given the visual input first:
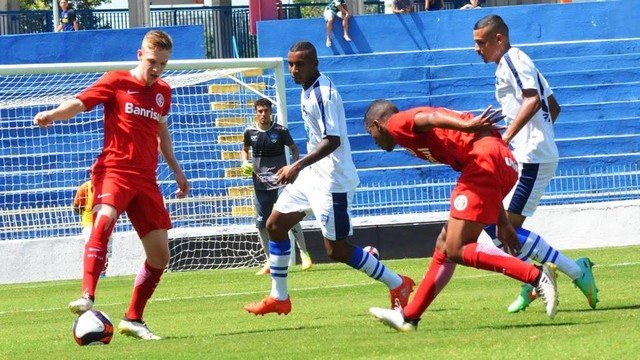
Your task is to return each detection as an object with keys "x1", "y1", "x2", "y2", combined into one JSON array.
[
  {"x1": 364, "y1": 99, "x2": 559, "y2": 331},
  {"x1": 33, "y1": 30, "x2": 188, "y2": 340}
]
